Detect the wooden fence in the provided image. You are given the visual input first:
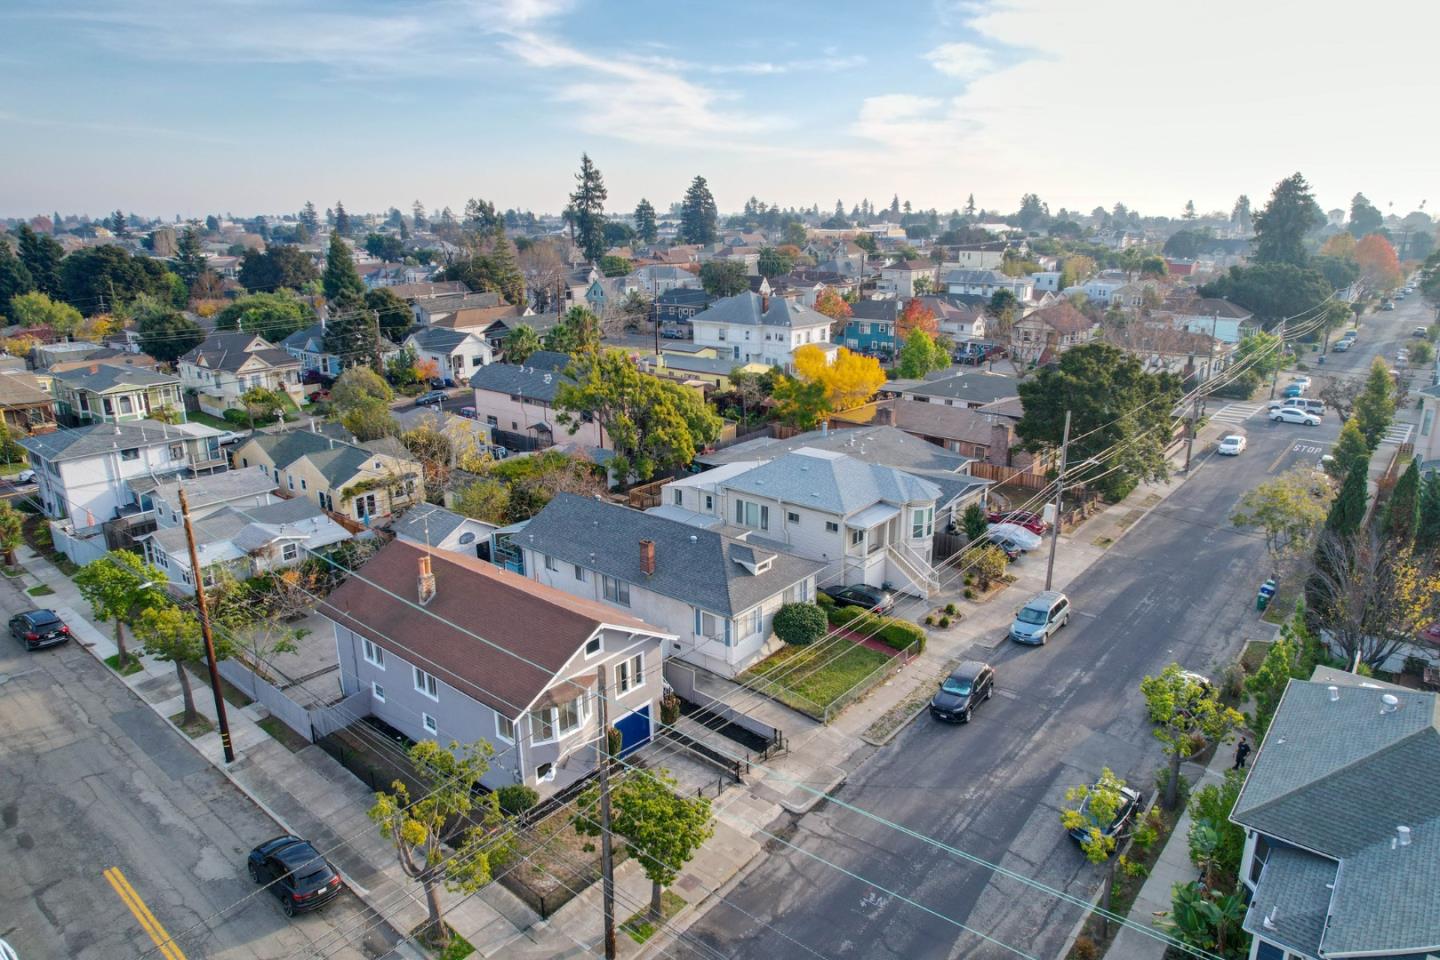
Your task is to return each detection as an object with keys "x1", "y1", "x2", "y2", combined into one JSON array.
[{"x1": 966, "y1": 461, "x2": 1050, "y2": 490}]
